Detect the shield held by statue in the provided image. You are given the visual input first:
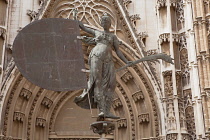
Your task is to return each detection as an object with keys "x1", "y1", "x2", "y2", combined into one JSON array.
[{"x1": 13, "y1": 18, "x2": 87, "y2": 91}]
